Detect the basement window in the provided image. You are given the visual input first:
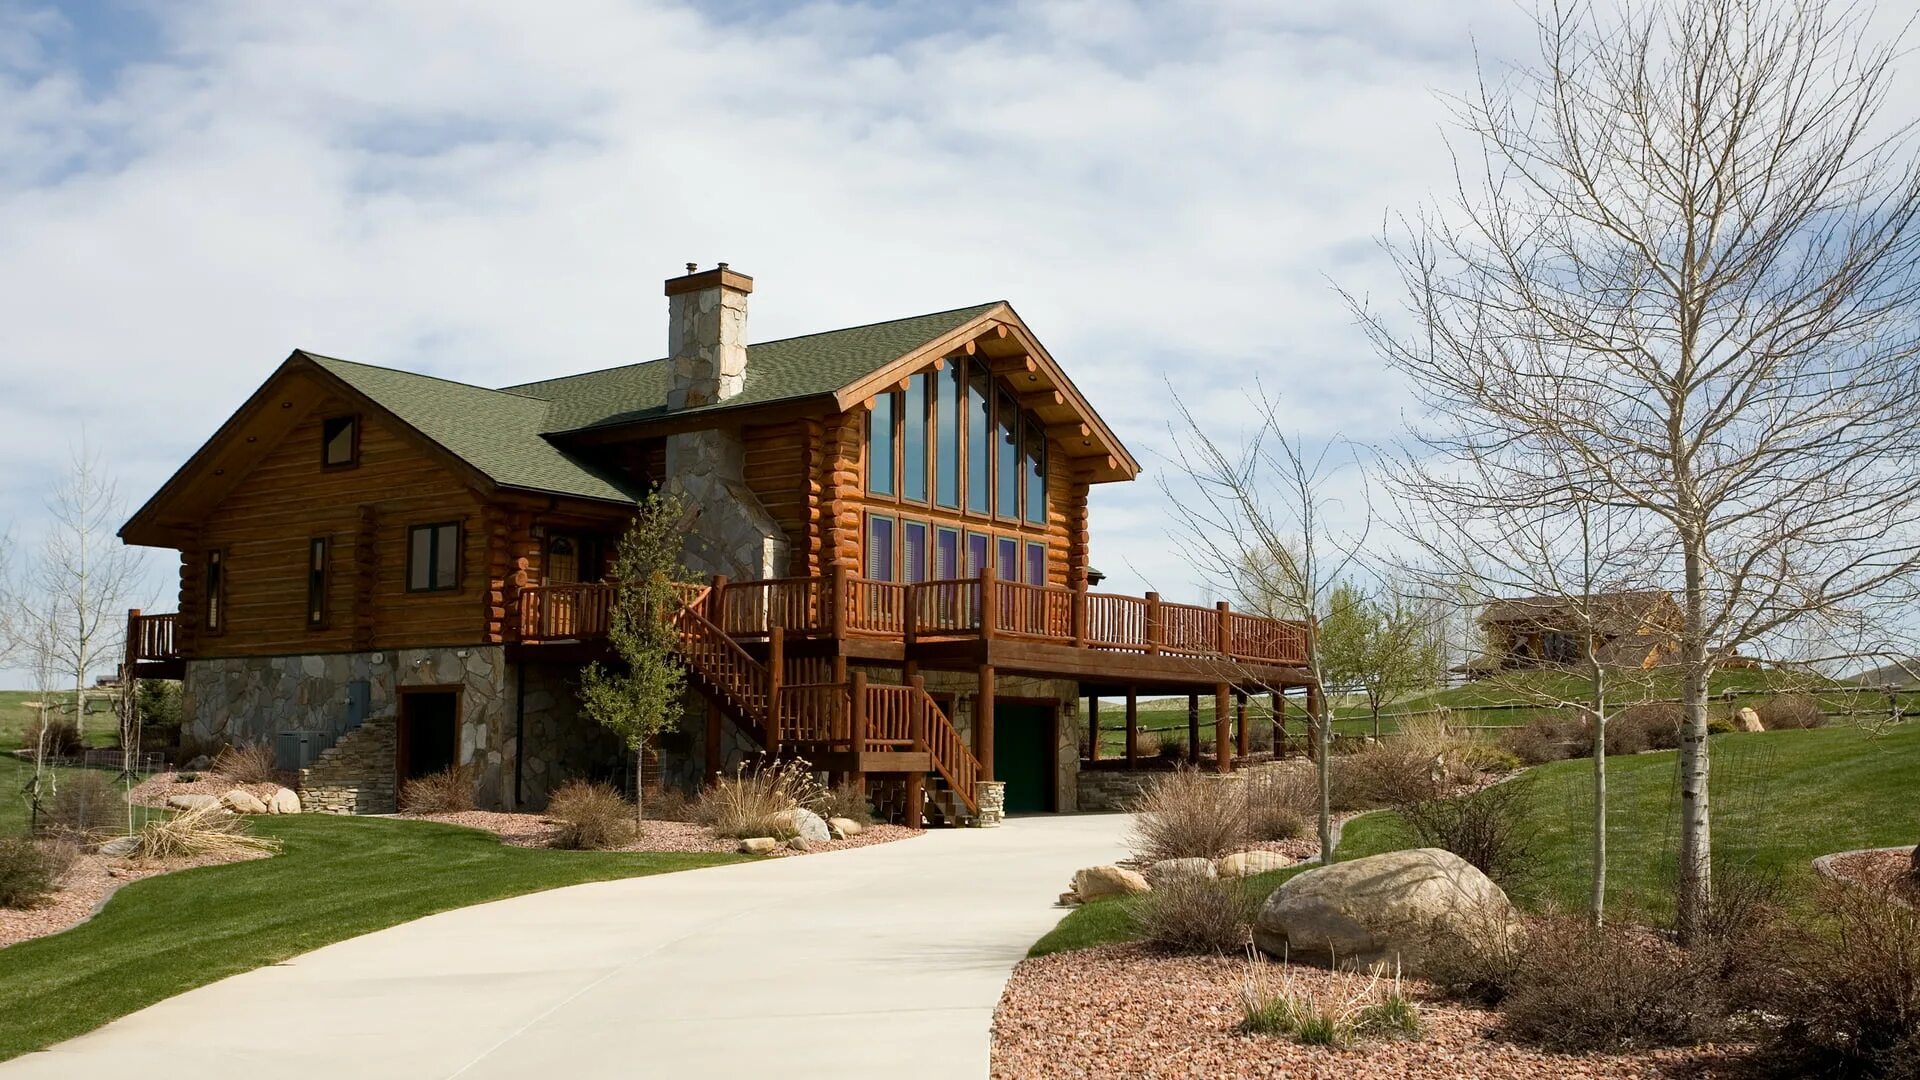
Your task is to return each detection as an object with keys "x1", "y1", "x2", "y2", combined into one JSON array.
[{"x1": 322, "y1": 415, "x2": 359, "y2": 467}]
